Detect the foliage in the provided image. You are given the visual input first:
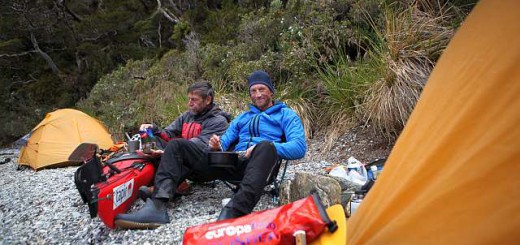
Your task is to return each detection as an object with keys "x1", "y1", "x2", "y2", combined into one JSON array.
[
  {"x1": 359, "y1": 2, "x2": 456, "y2": 140},
  {"x1": 0, "y1": 0, "x2": 177, "y2": 144},
  {"x1": 77, "y1": 0, "x2": 470, "y2": 142},
  {"x1": 1, "y1": 0, "x2": 477, "y2": 145},
  {"x1": 77, "y1": 60, "x2": 153, "y2": 135}
]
